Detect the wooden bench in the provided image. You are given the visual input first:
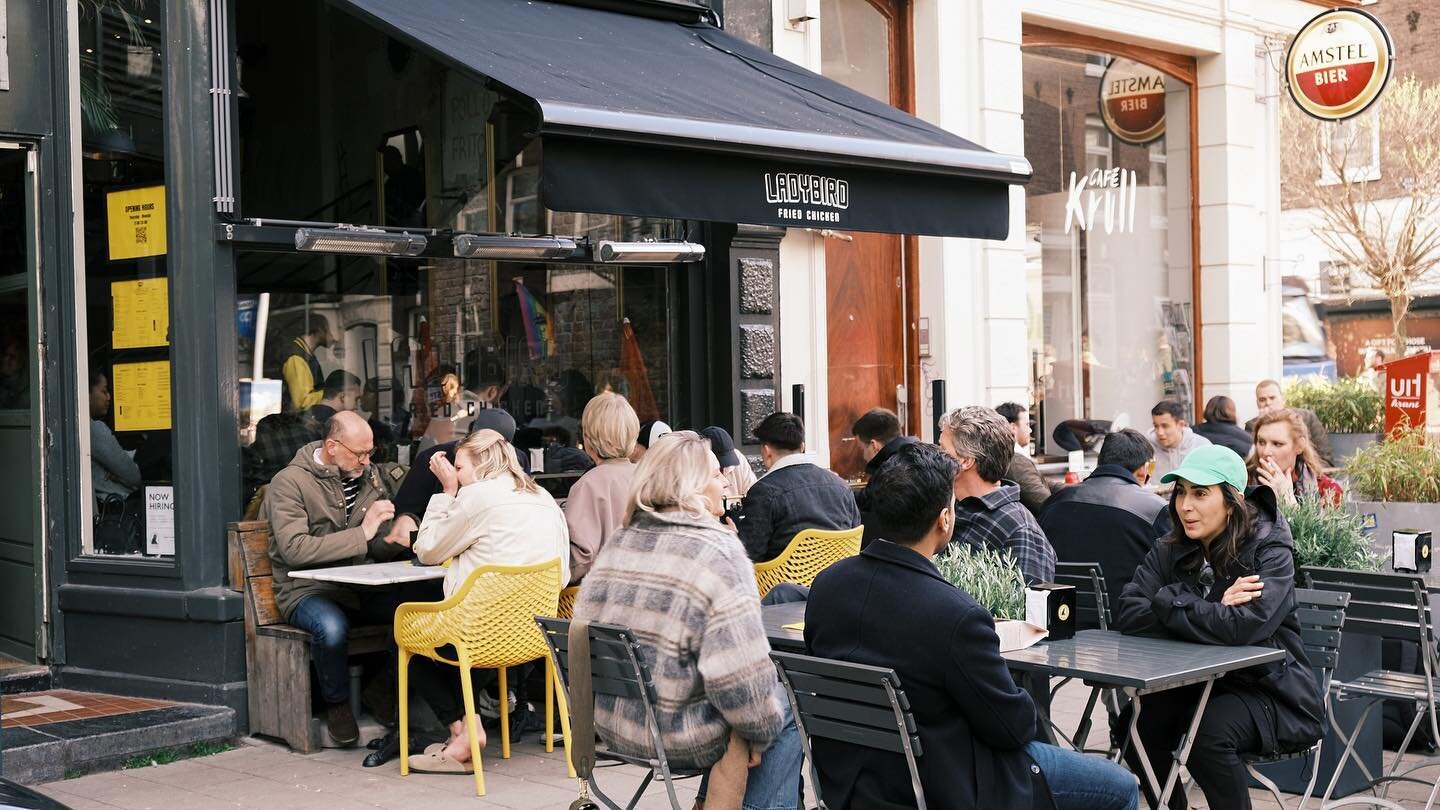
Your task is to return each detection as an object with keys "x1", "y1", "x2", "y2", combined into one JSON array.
[{"x1": 227, "y1": 520, "x2": 392, "y2": 753}]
